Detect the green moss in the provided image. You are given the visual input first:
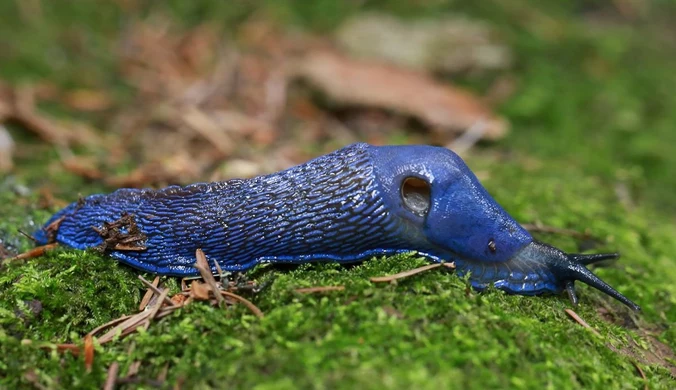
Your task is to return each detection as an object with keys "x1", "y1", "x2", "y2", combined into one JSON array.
[
  {"x1": 1, "y1": 0, "x2": 675, "y2": 388},
  {"x1": 2, "y1": 166, "x2": 674, "y2": 388},
  {"x1": 0, "y1": 249, "x2": 142, "y2": 340}
]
